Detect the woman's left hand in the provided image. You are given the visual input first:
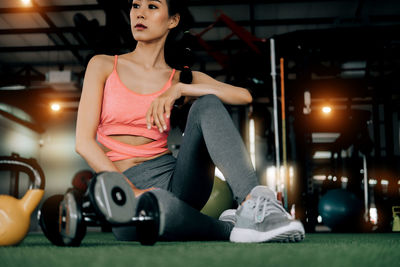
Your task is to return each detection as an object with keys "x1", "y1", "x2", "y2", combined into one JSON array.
[{"x1": 146, "y1": 83, "x2": 183, "y2": 132}]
